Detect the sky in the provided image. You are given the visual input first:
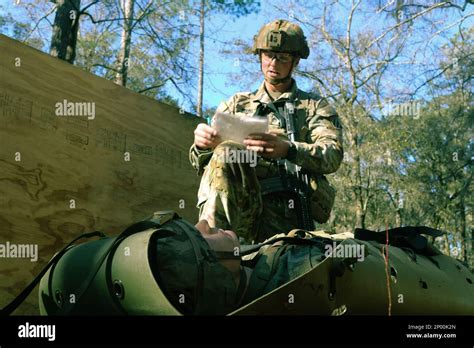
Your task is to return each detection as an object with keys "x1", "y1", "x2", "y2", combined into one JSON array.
[
  {"x1": 194, "y1": 0, "x2": 292, "y2": 112},
  {"x1": 1, "y1": 0, "x2": 472, "y2": 116},
  {"x1": 0, "y1": 0, "x2": 319, "y2": 114},
  {"x1": 192, "y1": 0, "x2": 473, "y2": 116},
  {"x1": 197, "y1": 9, "x2": 262, "y2": 110},
  {"x1": 0, "y1": 0, "x2": 268, "y2": 113}
]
